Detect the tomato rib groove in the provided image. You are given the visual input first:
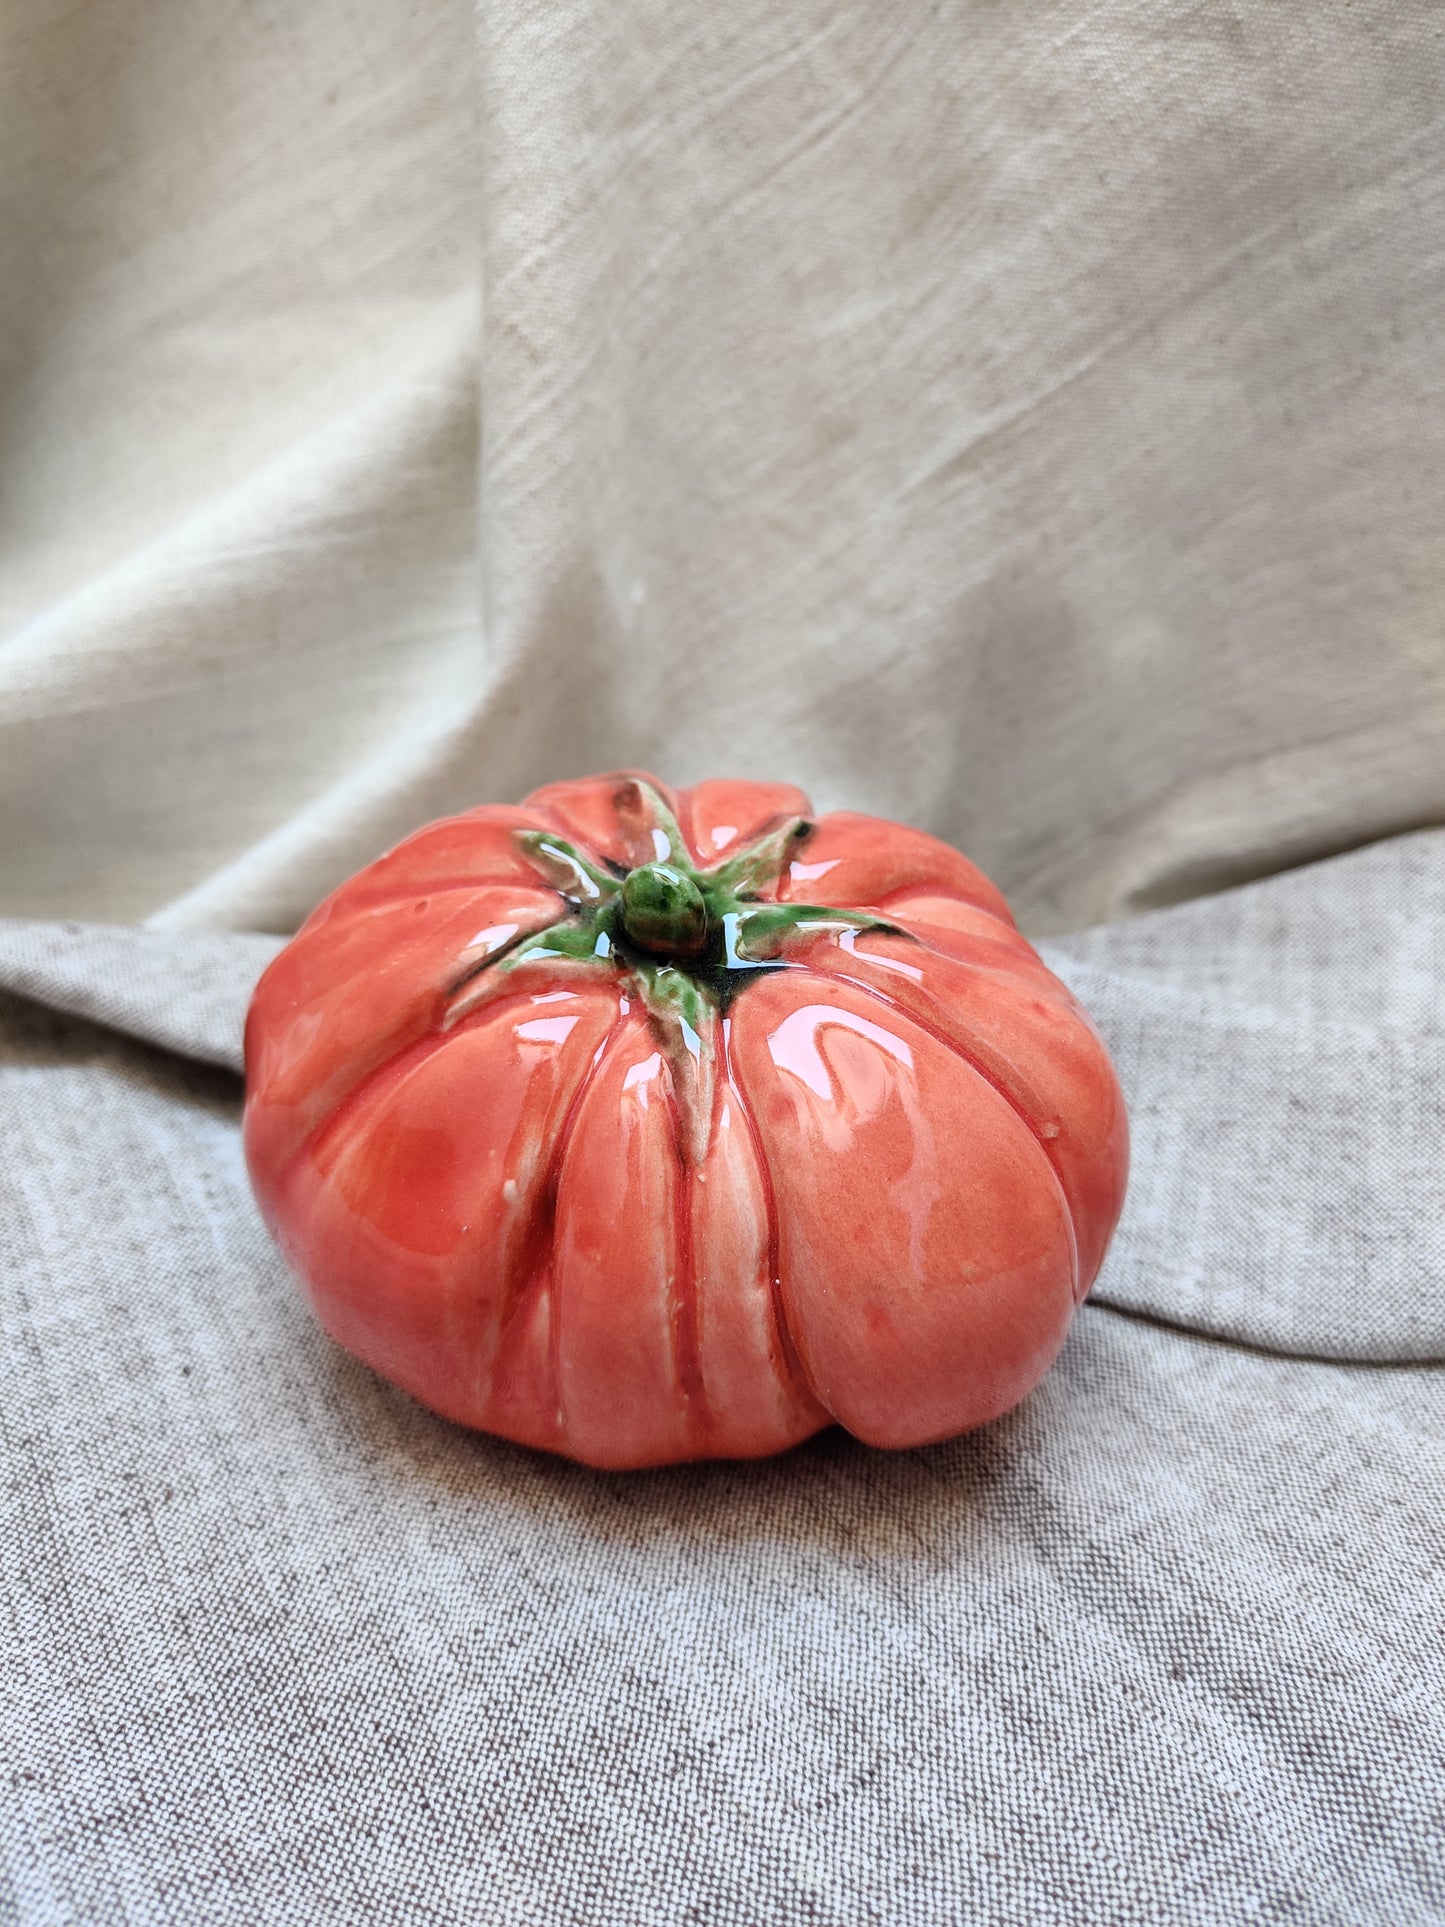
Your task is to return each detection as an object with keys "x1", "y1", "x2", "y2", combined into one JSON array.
[
  {"x1": 881, "y1": 915, "x2": 1067, "y2": 995},
  {"x1": 443, "y1": 915, "x2": 580, "y2": 1000},
  {"x1": 526, "y1": 802, "x2": 630, "y2": 873},
  {"x1": 302, "y1": 874, "x2": 564, "y2": 936},
  {"x1": 663, "y1": 1080, "x2": 709, "y2": 1436},
  {"x1": 290, "y1": 987, "x2": 549, "y2": 1187},
  {"x1": 806, "y1": 962, "x2": 1083, "y2": 1296},
  {"x1": 720, "y1": 1018, "x2": 828, "y2": 1419},
  {"x1": 541, "y1": 1004, "x2": 631, "y2": 1443},
  {"x1": 874, "y1": 883, "x2": 1019, "y2": 928}
]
